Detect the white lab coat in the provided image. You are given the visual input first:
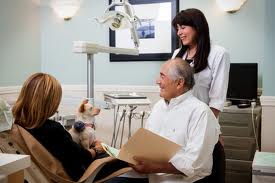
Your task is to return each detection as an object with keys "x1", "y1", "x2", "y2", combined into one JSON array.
[{"x1": 172, "y1": 44, "x2": 230, "y2": 111}]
